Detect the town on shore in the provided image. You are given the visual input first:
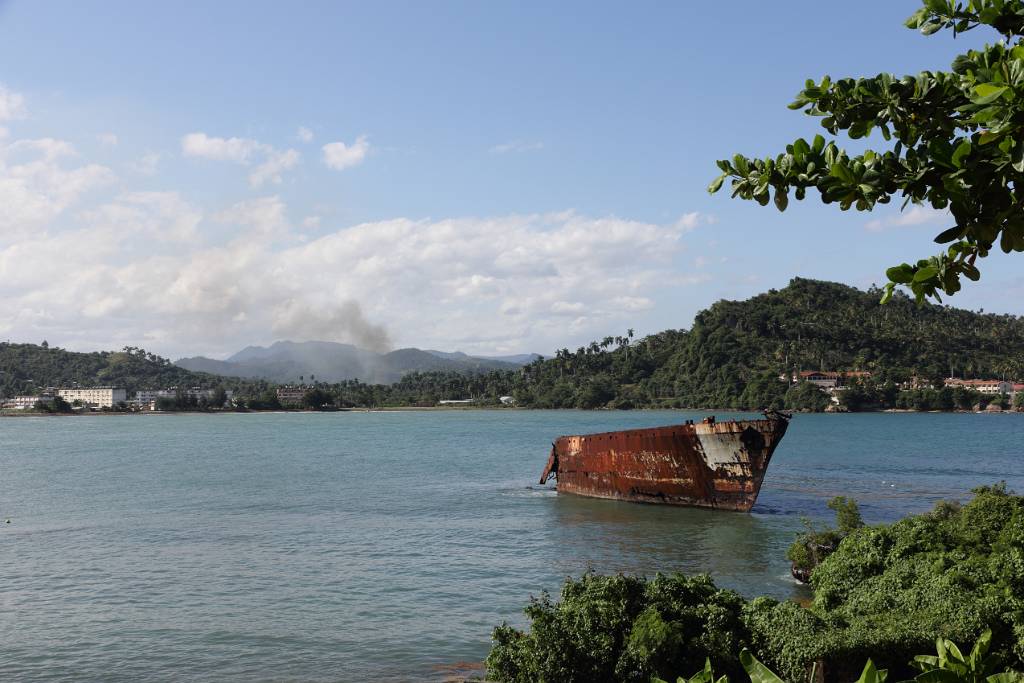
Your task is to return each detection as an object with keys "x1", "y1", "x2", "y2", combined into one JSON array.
[
  {"x1": 6, "y1": 279, "x2": 1024, "y2": 415},
  {"x1": 0, "y1": 384, "x2": 517, "y2": 414},
  {"x1": 3, "y1": 371, "x2": 1023, "y2": 415}
]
